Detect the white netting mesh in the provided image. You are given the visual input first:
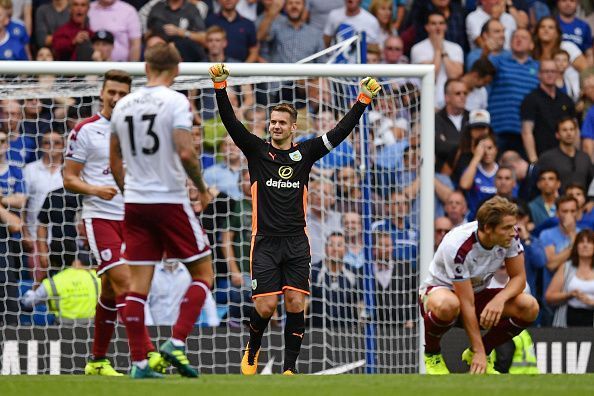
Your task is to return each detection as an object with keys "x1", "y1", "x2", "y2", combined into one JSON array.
[{"x1": 0, "y1": 72, "x2": 421, "y2": 374}]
